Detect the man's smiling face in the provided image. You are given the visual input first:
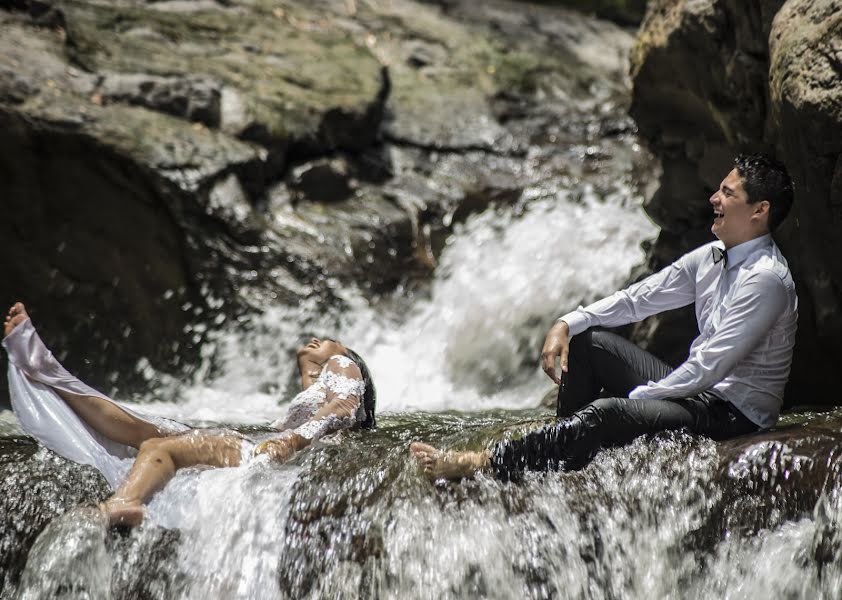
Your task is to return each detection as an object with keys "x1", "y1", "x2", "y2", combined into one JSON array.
[{"x1": 709, "y1": 168, "x2": 767, "y2": 249}]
